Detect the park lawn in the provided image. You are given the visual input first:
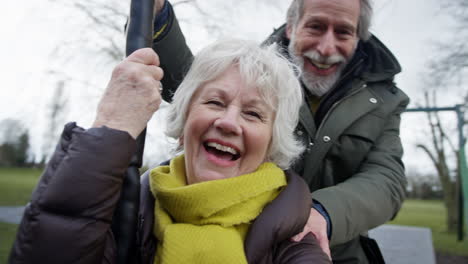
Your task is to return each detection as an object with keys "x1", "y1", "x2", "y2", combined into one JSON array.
[
  {"x1": 1, "y1": 168, "x2": 467, "y2": 259},
  {"x1": 0, "y1": 168, "x2": 40, "y2": 262},
  {"x1": 0, "y1": 222, "x2": 18, "y2": 263},
  {"x1": 0, "y1": 167, "x2": 42, "y2": 206},
  {"x1": 388, "y1": 199, "x2": 468, "y2": 257}
]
